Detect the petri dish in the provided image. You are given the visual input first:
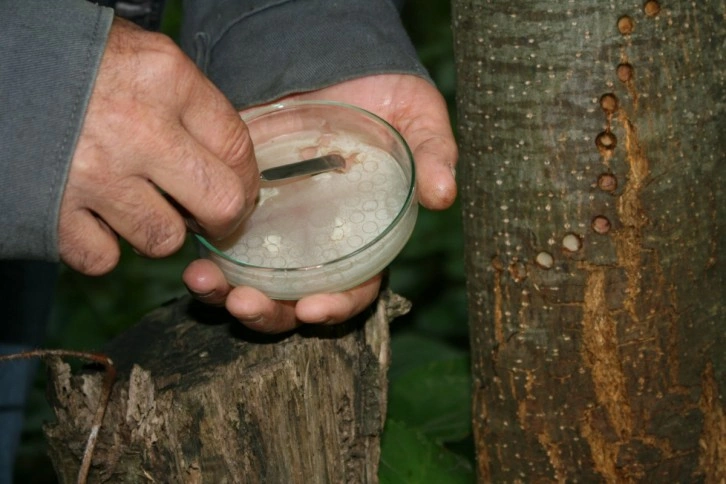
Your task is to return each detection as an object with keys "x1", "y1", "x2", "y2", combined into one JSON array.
[{"x1": 196, "y1": 100, "x2": 417, "y2": 300}]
